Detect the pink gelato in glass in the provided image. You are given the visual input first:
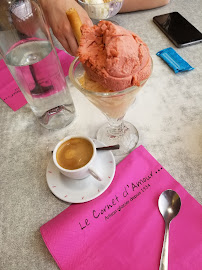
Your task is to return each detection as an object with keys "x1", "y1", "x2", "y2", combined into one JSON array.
[{"x1": 78, "y1": 20, "x2": 151, "y2": 91}]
